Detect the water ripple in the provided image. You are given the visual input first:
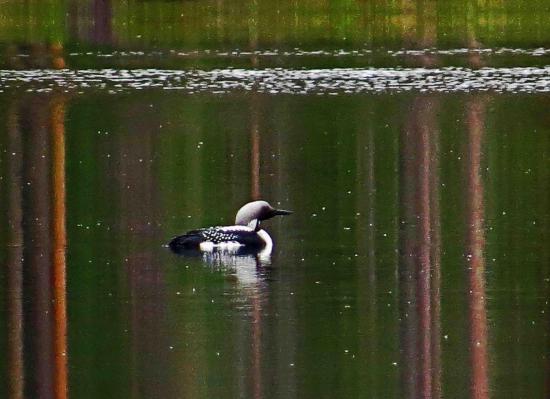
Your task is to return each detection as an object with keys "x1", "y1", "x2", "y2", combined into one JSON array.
[
  {"x1": 62, "y1": 47, "x2": 550, "y2": 58},
  {"x1": 1, "y1": 67, "x2": 549, "y2": 94}
]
